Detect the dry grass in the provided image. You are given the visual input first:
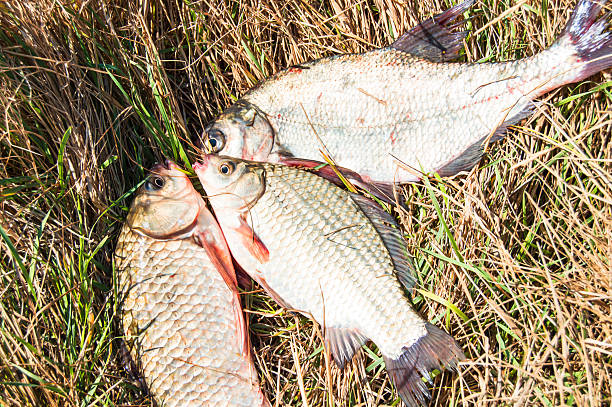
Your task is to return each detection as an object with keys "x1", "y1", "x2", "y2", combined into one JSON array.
[{"x1": 0, "y1": 0, "x2": 610, "y2": 406}]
